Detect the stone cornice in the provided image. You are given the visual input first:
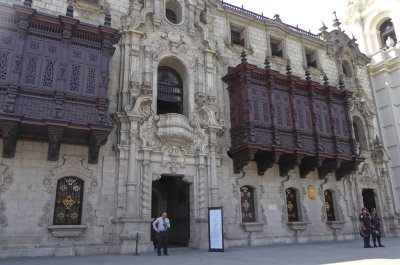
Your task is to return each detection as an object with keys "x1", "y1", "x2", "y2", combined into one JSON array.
[{"x1": 368, "y1": 56, "x2": 400, "y2": 75}]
